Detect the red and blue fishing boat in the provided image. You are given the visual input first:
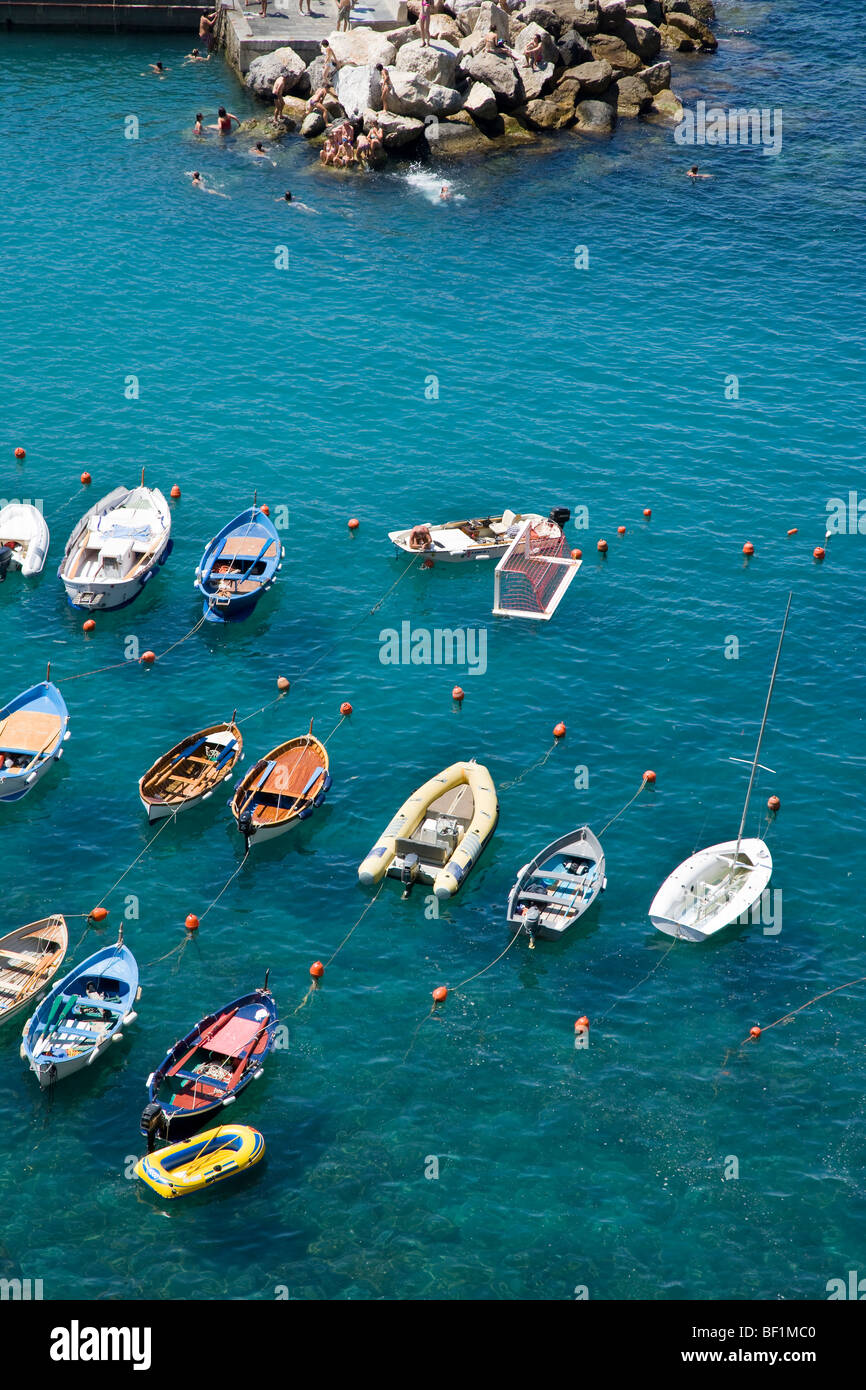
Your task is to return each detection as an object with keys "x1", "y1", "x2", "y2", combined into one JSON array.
[{"x1": 141, "y1": 977, "x2": 277, "y2": 1141}]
